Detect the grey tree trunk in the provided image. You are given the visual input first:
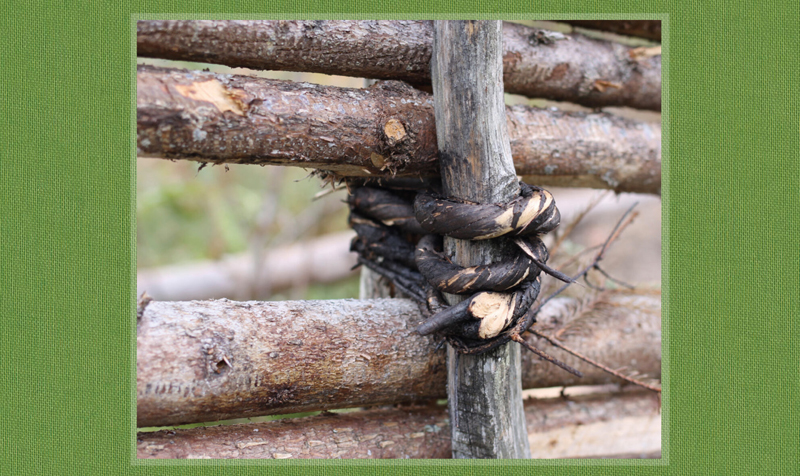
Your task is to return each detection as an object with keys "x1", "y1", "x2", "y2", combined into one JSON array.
[{"x1": 431, "y1": 20, "x2": 531, "y2": 459}]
